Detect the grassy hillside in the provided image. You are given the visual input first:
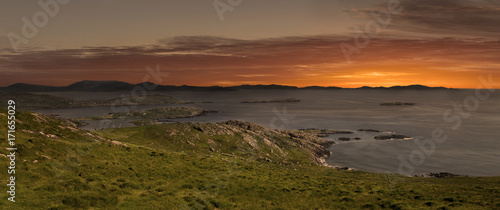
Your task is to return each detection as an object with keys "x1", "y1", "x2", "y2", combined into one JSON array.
[
  {"x1": 0, "y1": 109, "x2": 499, "y2": 209},
  {"x1": 93, "y1": 120, "x2": 332, "y2": 166}
]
